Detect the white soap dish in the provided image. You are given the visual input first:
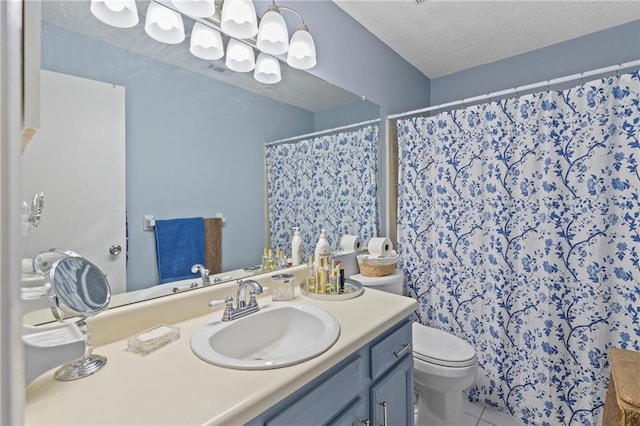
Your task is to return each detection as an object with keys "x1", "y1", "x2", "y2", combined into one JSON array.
[{"x1": 127, "y1": 324, "x2": 180, "y2": 356}]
